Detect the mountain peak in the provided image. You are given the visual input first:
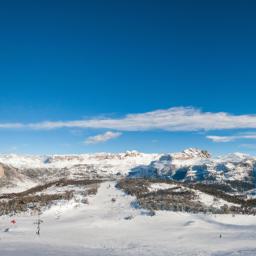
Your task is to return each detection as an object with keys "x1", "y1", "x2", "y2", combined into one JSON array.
[{"x1": 172, "y1": 148, "x2": 211, "y2": 160}]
